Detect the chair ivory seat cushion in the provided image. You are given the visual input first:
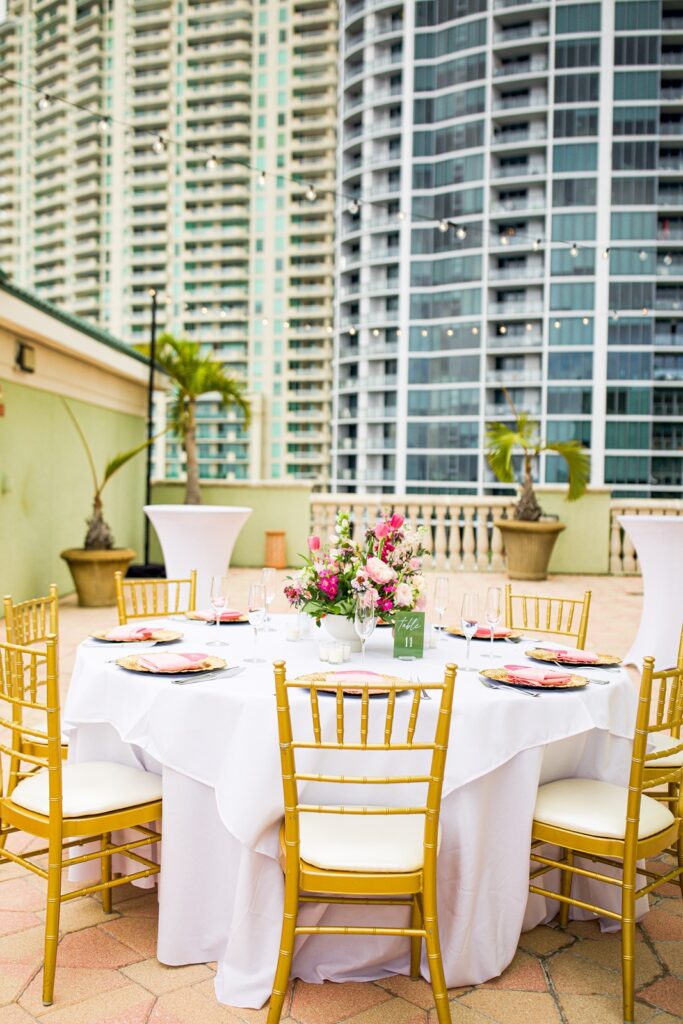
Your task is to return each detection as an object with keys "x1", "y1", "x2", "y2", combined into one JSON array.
[
  {"x1": 646, "y1": 736, "x2": 683, "y2": 769},
  {"x1": 10, "y1": 761, "x2": 162, "y2": 818},
  {"x1": 298, "y1": 811, "x2": 439, "y2": 873},
  {"x1": 534, "y1": 779, "x2": 675, "y2": 841}
]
